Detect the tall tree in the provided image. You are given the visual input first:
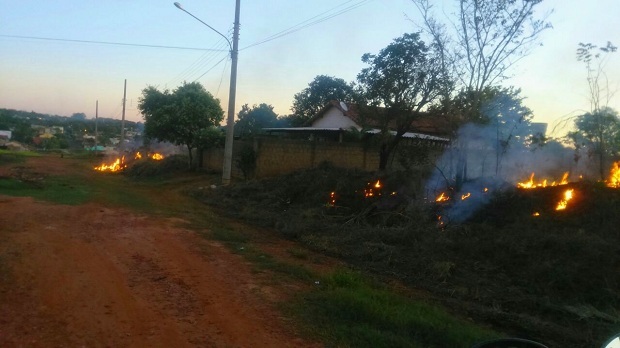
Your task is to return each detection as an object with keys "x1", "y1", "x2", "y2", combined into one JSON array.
[
  {"x1": 568, "y1": 107, "x2": 620, "y2": 178},
  {"x1": 412, "y1": 0, "x2": 551, "y2": 187},
  {"x1": 356, "y1": 32, "x2": 447, "y2": 170},
  {"x1": 291, "y1": 75, "x2": 355, "y2": 126},
  {"x1": 235, "y1": 103, "x2": 278, "y2": 136},
  {"x1": 576, "y1": 41, "x2": 618, "y2": 179},
  {"x1": 138, "y1": 82, "x2": 224, "y2": 167}
]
